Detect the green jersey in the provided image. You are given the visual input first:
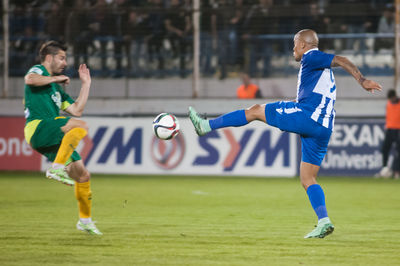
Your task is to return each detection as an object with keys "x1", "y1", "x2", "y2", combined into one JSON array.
[{"x1": 24, "y1": 64, "x2": 75, "y2": 123}]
